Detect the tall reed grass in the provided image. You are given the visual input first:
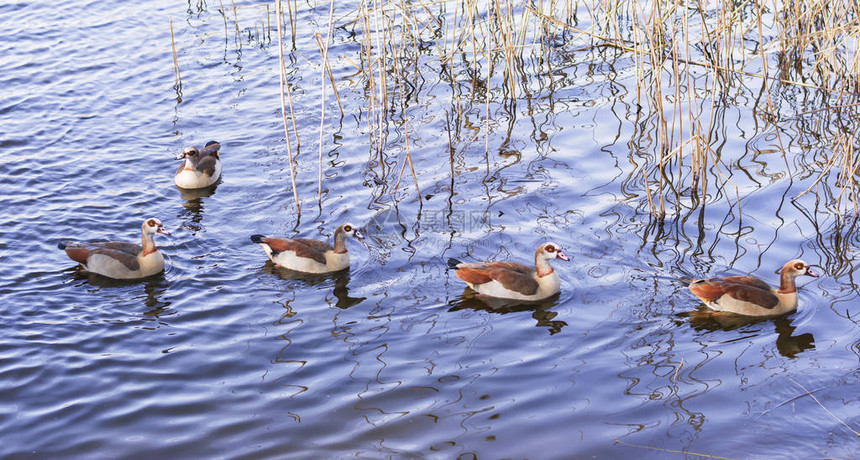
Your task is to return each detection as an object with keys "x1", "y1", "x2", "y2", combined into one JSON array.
[{"x1": 189, "y1": 0, "x2": 860, "y2": 217}]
